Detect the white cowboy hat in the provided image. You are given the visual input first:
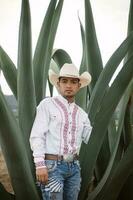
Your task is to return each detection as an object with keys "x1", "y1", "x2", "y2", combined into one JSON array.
[{"x1": 49, "y1": 63, "x2": 91, "y2": 88}]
